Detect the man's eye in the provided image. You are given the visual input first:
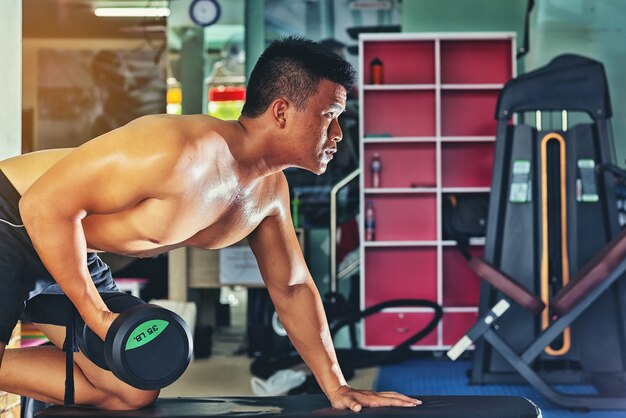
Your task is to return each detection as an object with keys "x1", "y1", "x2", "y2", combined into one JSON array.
[{"x1": 324, "y1": 113, "x2": 334, "y2": 119}]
